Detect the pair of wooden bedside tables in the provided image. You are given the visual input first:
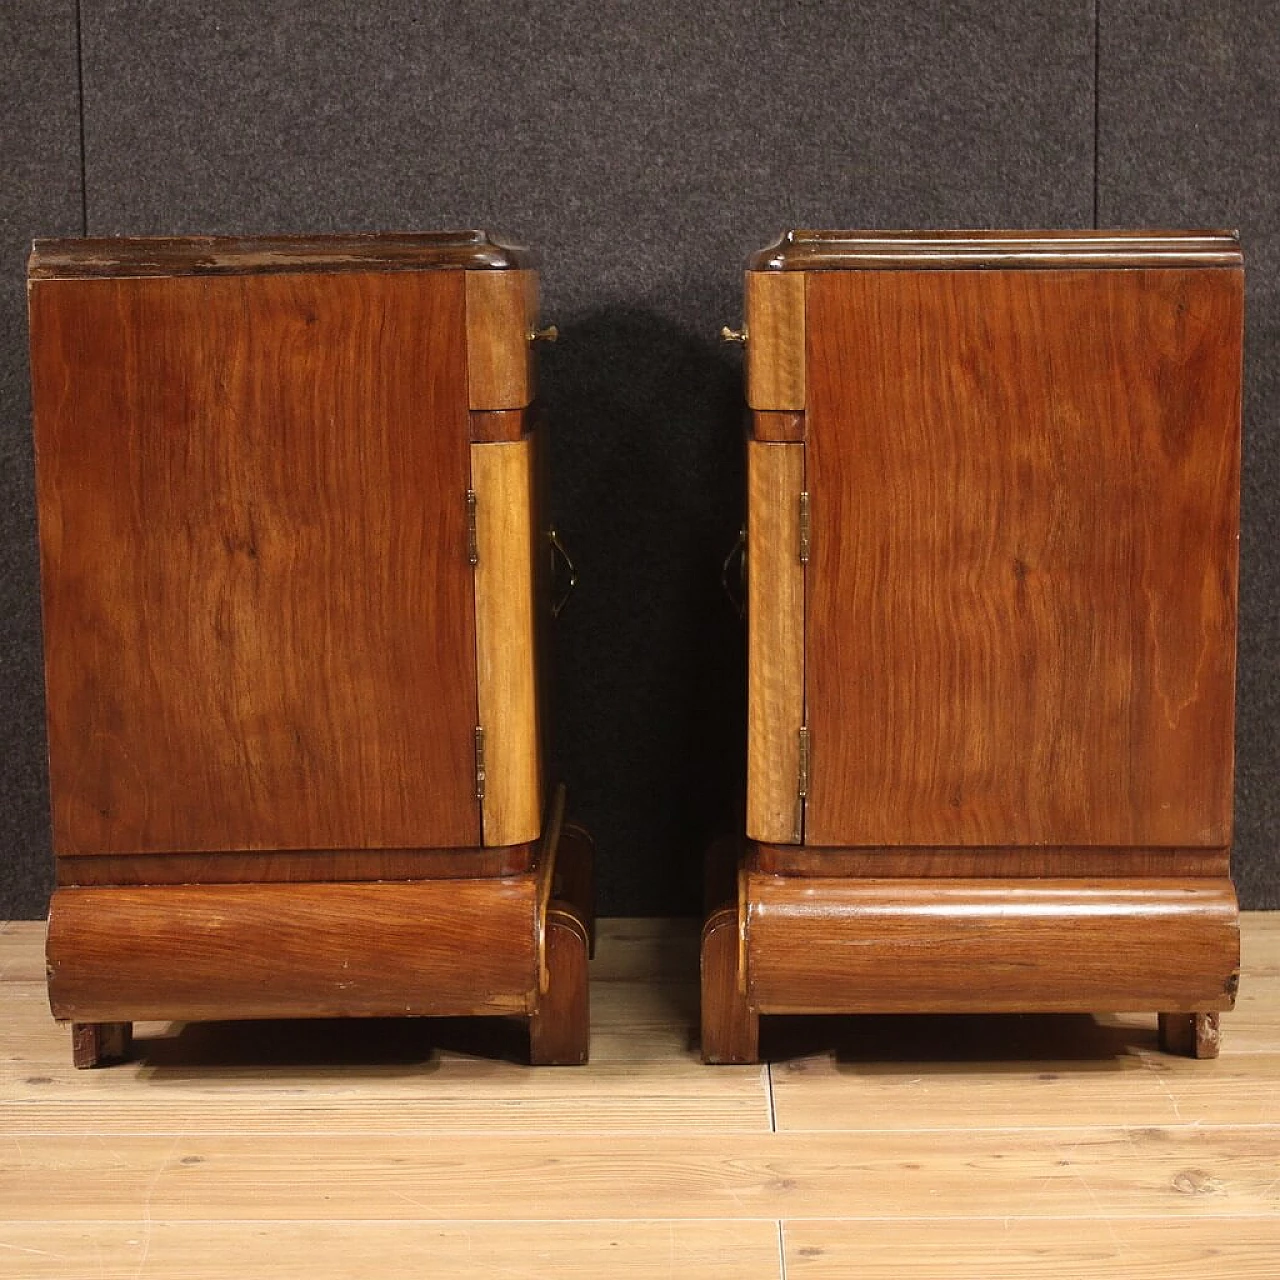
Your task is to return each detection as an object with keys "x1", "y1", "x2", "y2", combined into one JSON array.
[{"x1": 28, "y1": 230, "x2": 1243, "y2": 1069}]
